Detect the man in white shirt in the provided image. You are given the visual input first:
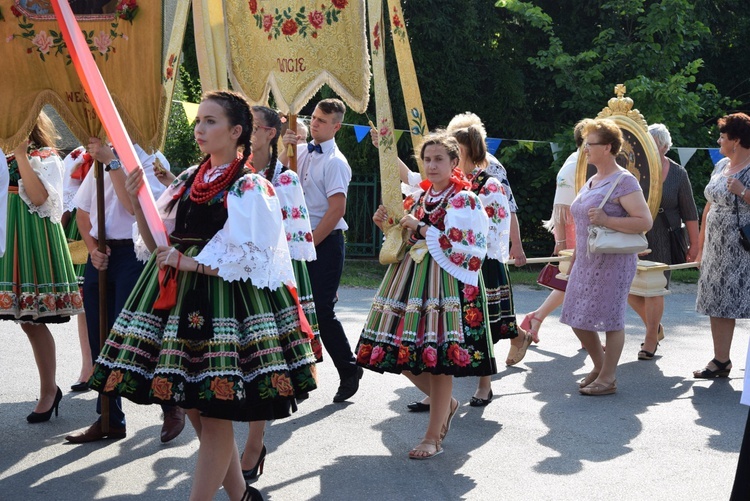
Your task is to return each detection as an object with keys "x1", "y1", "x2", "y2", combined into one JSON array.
[
  {"x1": 65, "y1": 139, "x2": 185, "y2": 443},
  {"x1": 281, "y1": 98, "x2": 362, "y2": 403}
]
